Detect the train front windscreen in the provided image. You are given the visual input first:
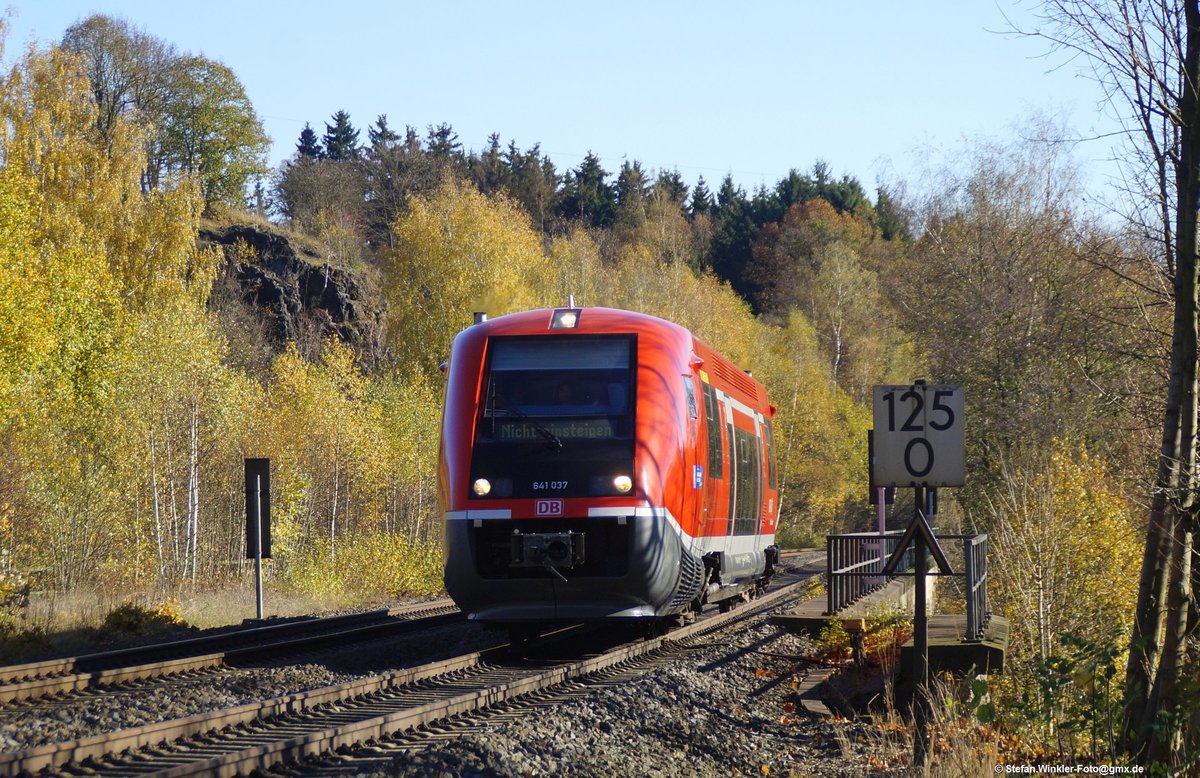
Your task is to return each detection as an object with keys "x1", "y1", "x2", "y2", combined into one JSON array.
[{"x1": 469, "y1": 334, "x2": 636, "y2": 499}]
